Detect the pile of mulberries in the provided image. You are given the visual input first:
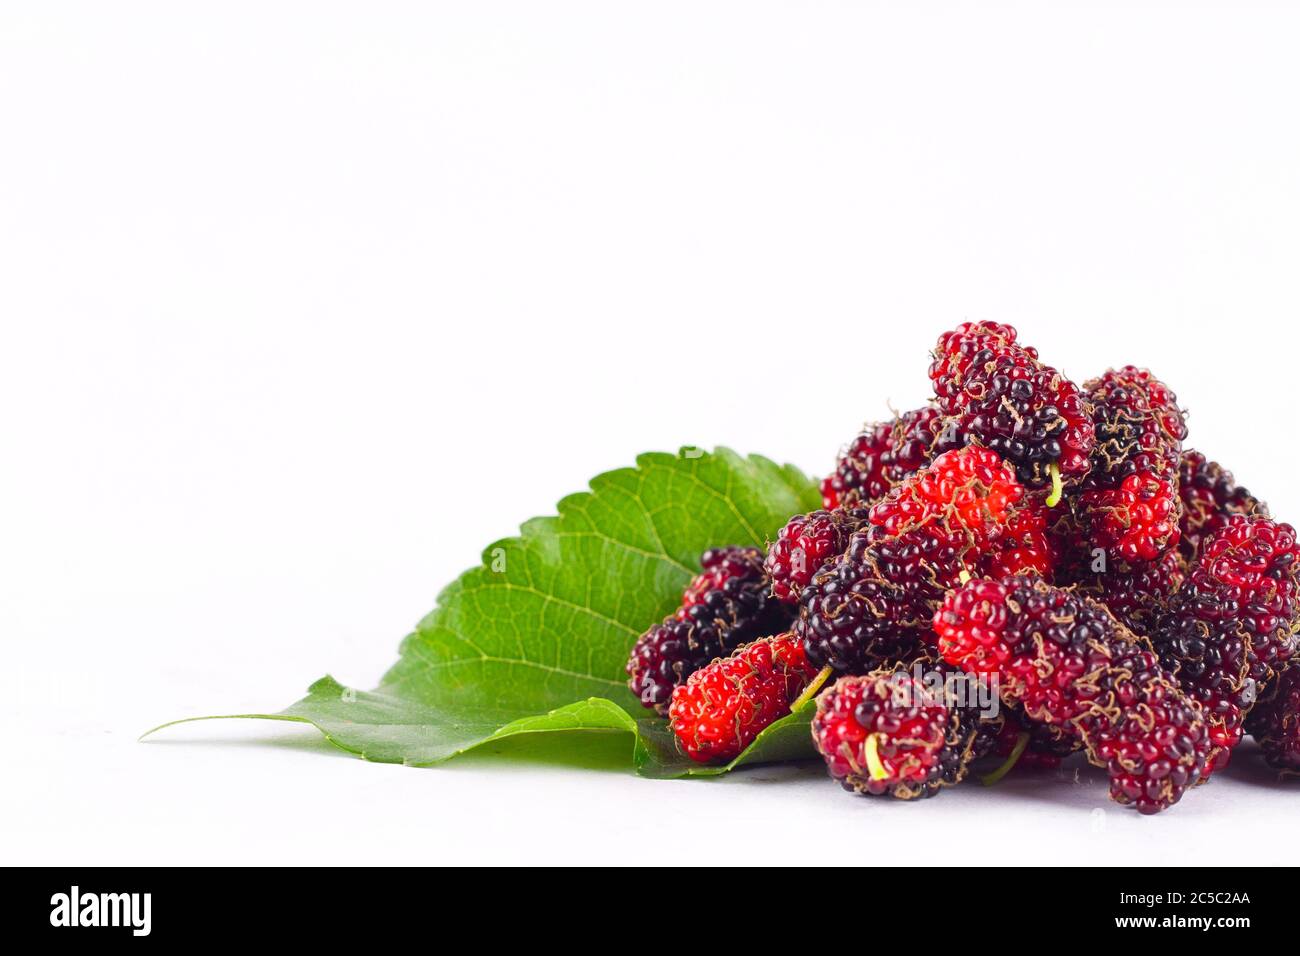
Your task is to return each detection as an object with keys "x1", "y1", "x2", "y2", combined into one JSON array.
[{"x1": 626, "y1": 322, "x2": 1300, "y2": 813}]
